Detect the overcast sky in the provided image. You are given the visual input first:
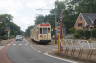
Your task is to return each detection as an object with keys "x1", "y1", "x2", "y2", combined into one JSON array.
[{"x1": 0, "y1": 0, "x2": 62, "y2": 31}]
